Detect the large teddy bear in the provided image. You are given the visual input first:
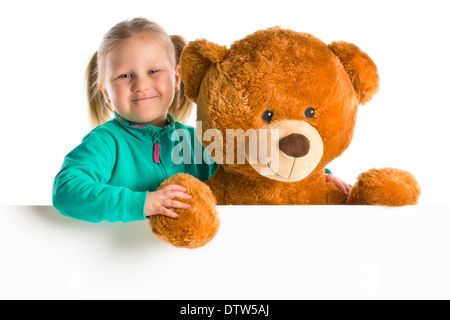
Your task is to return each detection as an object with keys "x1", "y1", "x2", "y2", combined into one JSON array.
[{"x1": 149, "y1": 27, "x2": 421, "y2": 249}]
